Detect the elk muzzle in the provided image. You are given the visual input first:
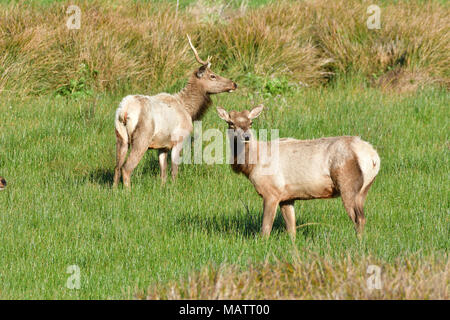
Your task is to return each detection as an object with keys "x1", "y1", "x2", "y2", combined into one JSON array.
[{"x1": 229, "y1": 82, "x2": 238, "y2": 93}]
